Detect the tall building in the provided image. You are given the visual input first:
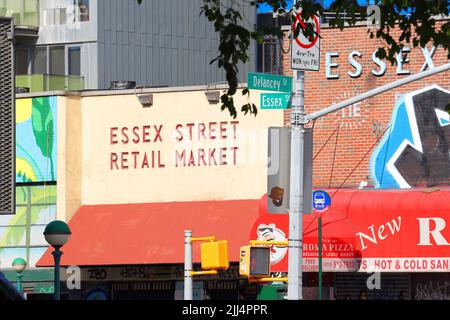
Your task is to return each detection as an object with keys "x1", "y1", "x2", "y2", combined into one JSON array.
[{"x1": 6, "y1": 0, "x2": 257, "y2": 91}]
